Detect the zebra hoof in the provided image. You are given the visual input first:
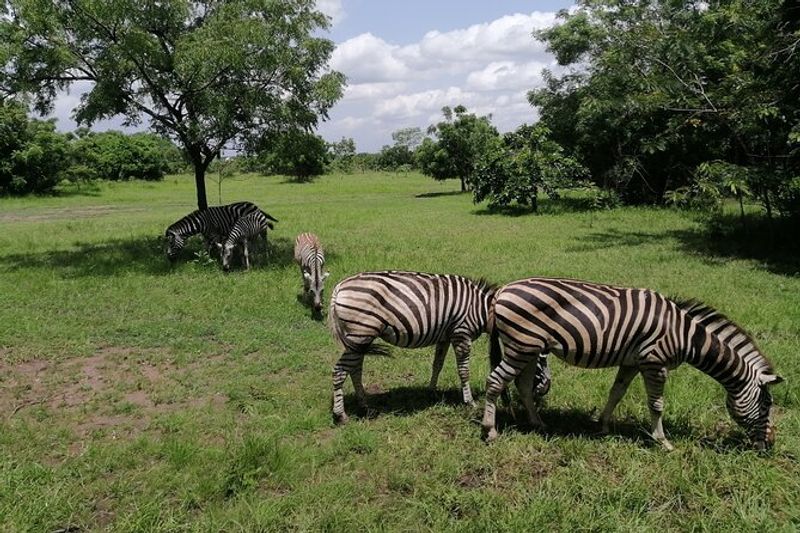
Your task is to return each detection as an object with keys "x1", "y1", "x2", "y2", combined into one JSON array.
[
  {"x1": 482, "y1": 427, "x2": 498, "y2": 443},
  {"x1": 657, "y1": 438, "x2": 675, "y2": 452},
  {"x1": 333, "y1": 412, "x2": 349, "y2": 426}
]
